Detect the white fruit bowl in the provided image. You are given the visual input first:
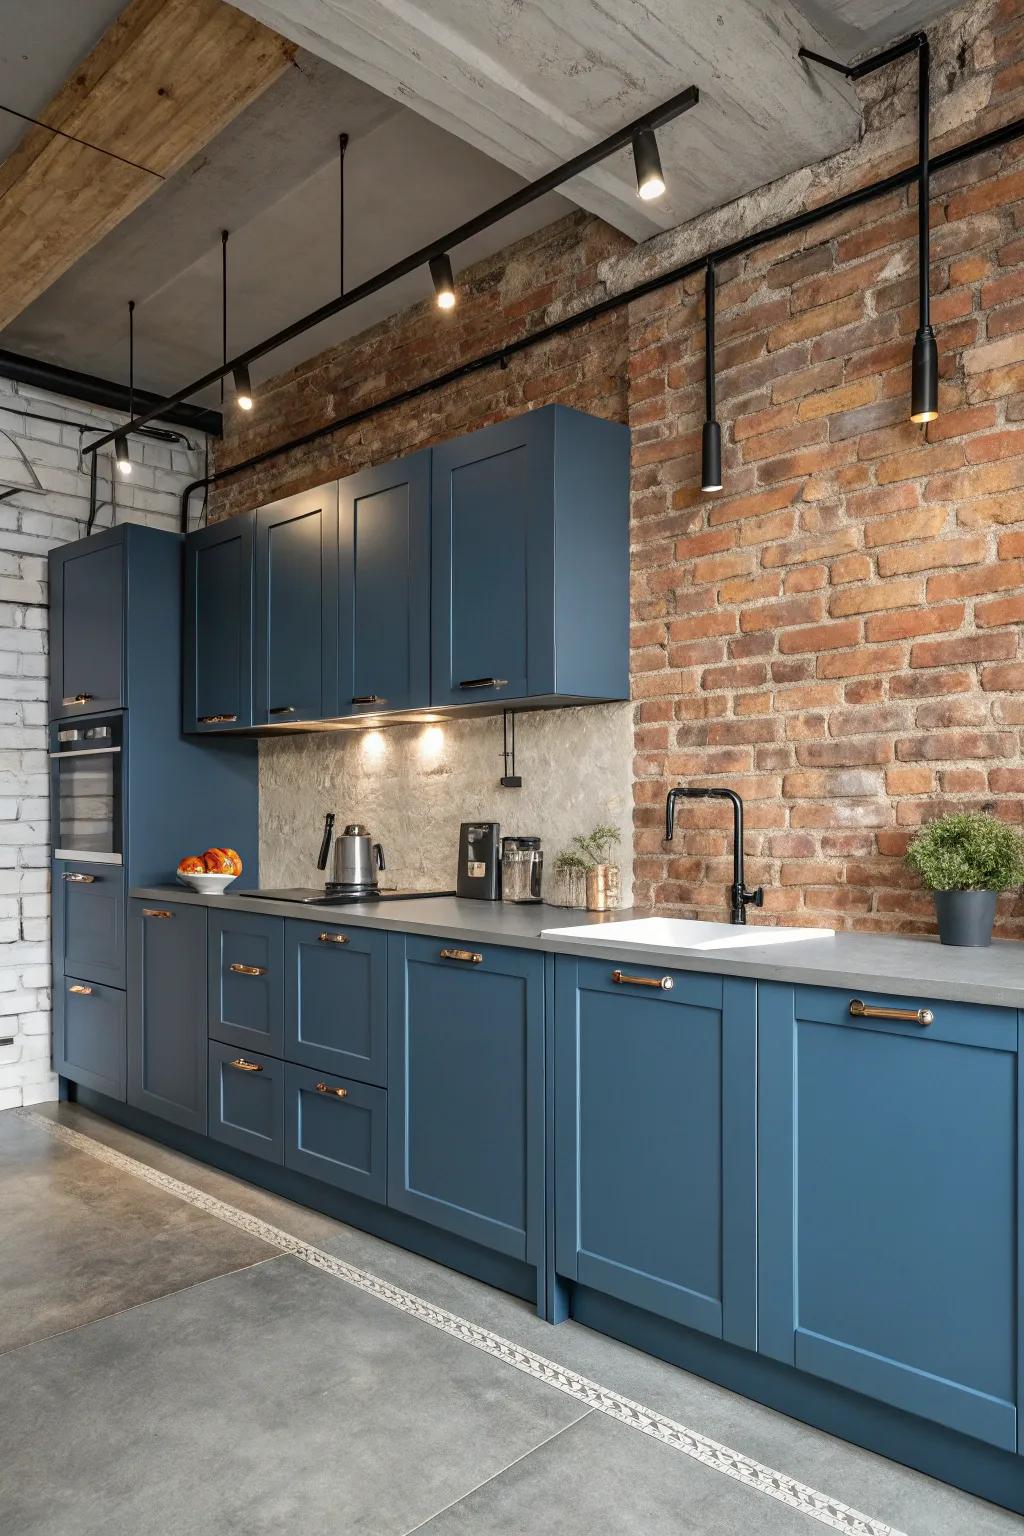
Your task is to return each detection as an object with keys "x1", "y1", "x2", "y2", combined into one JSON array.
[{"x1": 176, "y1": 872, "x2": 238, "y2": 894}]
